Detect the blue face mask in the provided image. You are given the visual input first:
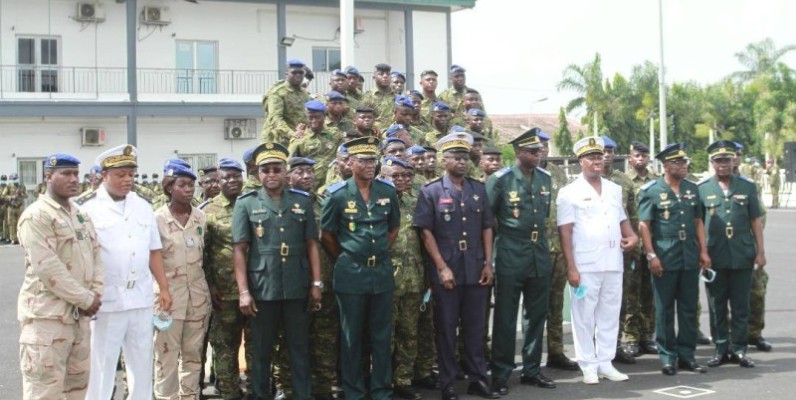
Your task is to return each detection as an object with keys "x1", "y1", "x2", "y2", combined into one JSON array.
[
  {"x1": 573, "y1": 285, "x2": 588, "y2": 300},
  {"x1": 153, "y1": 312, "x2": 173, "y2": 331},
  {"x1": 700, "y1": 268, "x2": 716, "y2": 283},
  {"x1": 420, "y1": 289, "x2": 432, "y2": 312}
]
